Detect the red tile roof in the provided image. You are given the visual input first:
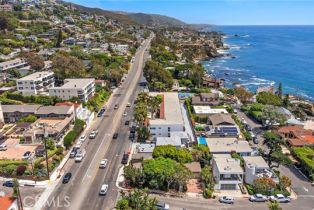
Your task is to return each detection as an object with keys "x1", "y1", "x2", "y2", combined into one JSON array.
[
  {"x1": 55, "y1": 101, "x2": 81, "y2": 109},
  {"x1": 288, "y1": 138, "x2": 309, "y2": 147},
  {"x1": 278, "y1": 126, "x2": 305, "y2": 134},
  {"x1": 0, "y1": 195, "x2": 16, "y2": 210}
]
